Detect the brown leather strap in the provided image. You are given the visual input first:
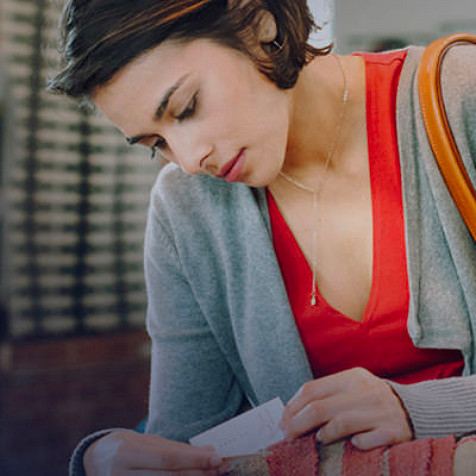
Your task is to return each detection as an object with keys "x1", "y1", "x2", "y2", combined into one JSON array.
[{"x1": 418, "y1": 33, "x2": 476, "y2": 241}]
